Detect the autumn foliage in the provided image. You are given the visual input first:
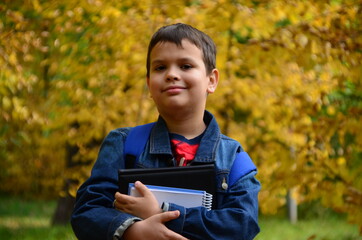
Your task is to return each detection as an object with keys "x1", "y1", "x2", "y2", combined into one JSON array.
[{"x1": 1, "y1": 0, "x2": 361, "y2": 232}]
